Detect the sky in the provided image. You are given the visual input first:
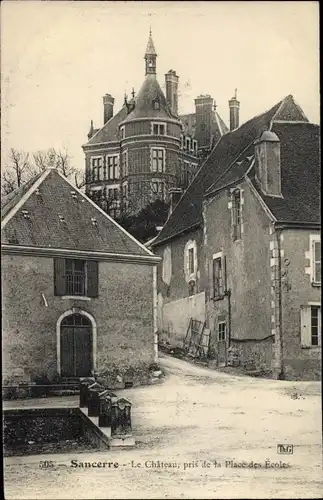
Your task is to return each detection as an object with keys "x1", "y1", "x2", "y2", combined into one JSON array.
[{"x1": 1, "y1": 1, "x2": 320, "y2": 172}]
